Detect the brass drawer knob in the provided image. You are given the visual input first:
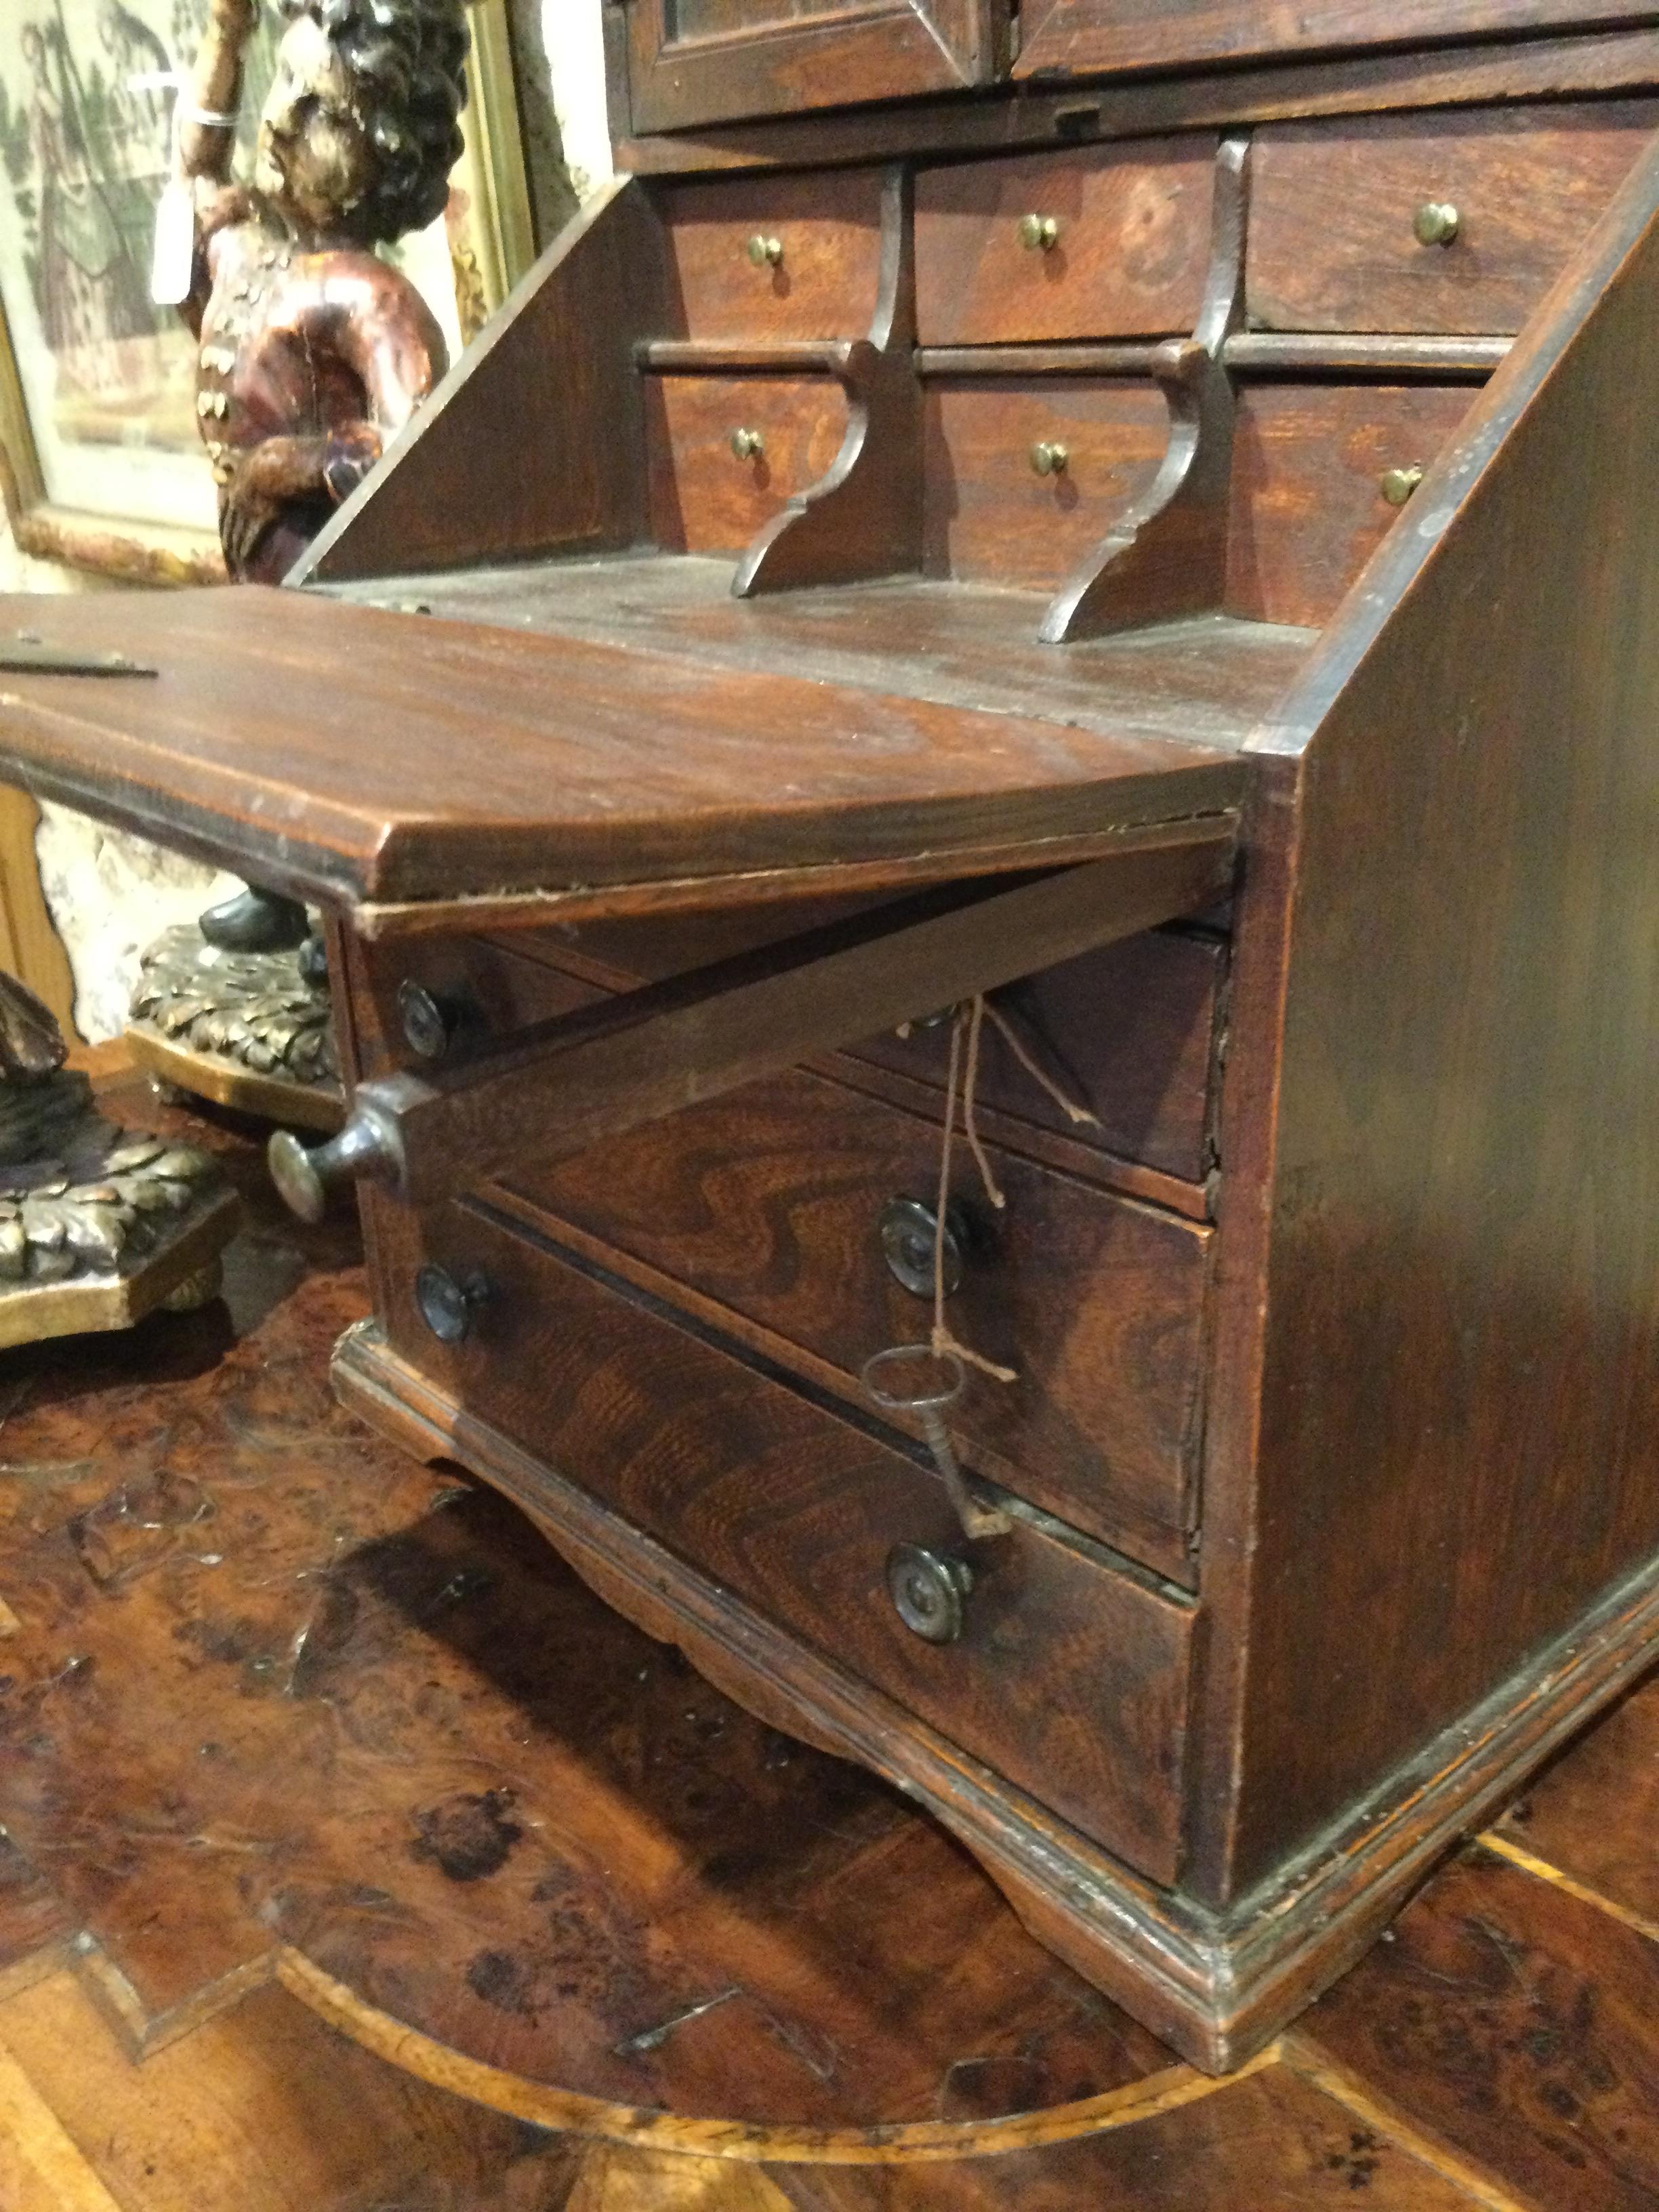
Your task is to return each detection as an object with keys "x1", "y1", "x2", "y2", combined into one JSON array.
[
  {"x1": 746, "y1": 233, "x2": 783, "y2": 267},
  {"x1": 415, "y1": 1262, "x2": 491, "y2": 1345},
  {"x1": 886, "y1": 1543, "x2": 974, "y2": 1644},
  {"x1": 879, "y1": 1196, "x2": 970, "y2": 1299},
  {"x1": 1379, "y1": 464, "x2": 1426, "y2": 506},
  {"x1": 1018, "y1": 213, "x2": 1060, "y2": 252},
  {"x1": 730, "y1": 426, "x2": 765, "y2": 460},
  {"x1": 1413, "y1": 201, "x2": 1460, "y2": 247},
  {"x1": 1029, "y1": 441, "x2": 1069, "y2": 478}
]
